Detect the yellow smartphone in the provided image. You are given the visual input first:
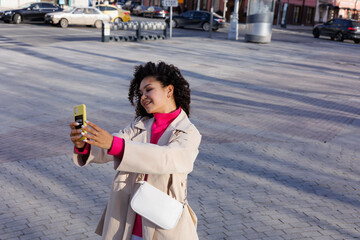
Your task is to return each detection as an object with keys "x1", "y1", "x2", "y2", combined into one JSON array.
[{"x1": 73, "y1": 104, "x2": 87, "y2": 141}]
